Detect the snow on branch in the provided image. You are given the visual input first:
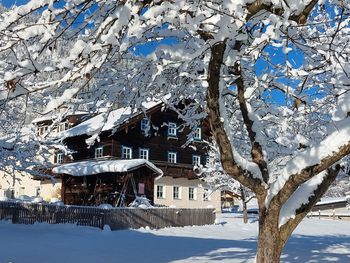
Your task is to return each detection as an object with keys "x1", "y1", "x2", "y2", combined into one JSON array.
[
  {"x1": 267, "y1": 118, "x2": 350, "y2": 207},
  {"x1": 279, "y1": 170, "x2": 327, "y2": 227}
]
